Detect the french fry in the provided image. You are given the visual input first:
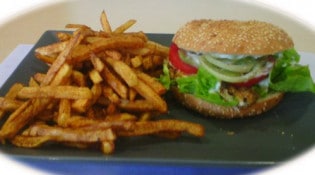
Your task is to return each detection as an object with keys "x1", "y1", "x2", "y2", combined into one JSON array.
[
  {"x1": 102, "y1": 86, "x2": 121, "y2": 104},
  {"x1": 130, "y1": 55, "x2": 142, "y2": 68},
  {"x1": 88, "y1": 34, "x2": 146, "y2": 54},
  {"x1": 2, "y1": 83, "x2": 24, "y2": 98},
  {"x1": 0, "y1": 97, "x2": 23, "y2": 111},
  {"x1": 123, "y1": 47, "x2": 151, "y2": 56},
  {"x1": 102, "y1": 64, "x2": 128, "y2": 99},
  {"x1": 152, "y1": 55, "x2": 164, "y2": 67},
  {"x1": 33, "y1": 73, "x2": 46, "y2": 83},
  {"x1": 71, "y1": 34, "x2": 147, "y2": 63},
  {"x1": 71, "y1": 99, "x2": 90, "y2": 113},
  {"x1": 64, "y1": 116, "x2": 133, "y2": 131},
  {"x1": 35, "y1": 41, "x2": 68, "y2": 57},
  {"x1": 119, "y1": 99, "x2": 156, "y2": 112},
  {"x1": 57, "y1": 99, "x2": 71, "y2": 126},
  {"x1": 90, "y1": 83, "x2": 103, "y2": 105},
  {"x1": 22, "y1": 123, "x2": 116, "y2": 143},
  {"x1": 105, "y1": 58, "x2": 138, "y2": 87},
  {"x1": 56, "y1": 32, "x2": 72, "y2": 41},
  {"x1": 72, "y1": 83, "x2": 102, "y2": 113},
  {"x1": 128, "y1": 88, "x2": 137, "y2": 101},
  {"x1": 71, "y1": 70, "x2": 86, "y2": 87},
  {"x1": 89, "y1": 69, "x2": 103, "y2": 84},
  {"x1": 117, "y1": 120, "x2": 205, "y2": 138},
  {"x1": 90, "y1": 54, "x2": 105, "y2": 72},
  {"x1": 100, "y1": 10, "x2": 112, "y2": 33},
  {"x1": 142, "y1": 56, "x2": 154, "y2": 70},
  {"x1": 138, "y1": 112, "x2": 151, "y2": 121},
  {"x1": 0, "y1": 83, "x2": 23, "y2": 119},
  {"x1": 101, "y1": 140, "x2": 115, "y2": 154},
  {"x1": 85, "y1": 36, "x2": 106, "y2": 44},
  {"x1": 122, "y1": 40, "x2": 169, "y2": 58},
  {"x1": 11, "y1": 135, "x2": 51, "y2": 148},
  {"x1": 70, "y1": 44, "x2": 92, "y2": 62},
  {"x1": 35, "y1": 53, "x2": 56, "y2": 64},
  {"x1": 146, "y1": 41, "x2": 170, "y2": 56},
  {"x1": 105, "y1": 103, "x2": 117, "y2": 115},
  {"x1": 113, "y1": 19, "x2": 136, "y2": 34},
  {"x1": 17, "y1": 86, "x2": 92, "y2": 99},
  {"x1": 28, "y1": 77, "x2": 40, "y2": 87},
  {"x1": 105, "y1": 50, "x2": 122, "y2": 60},
  {"x1": 155, "y1": 131, "x2": 182, "y2": 139},
  {"x1": 136, "y1": 71, "x2": 166, "y2": 95},
  {"x1": 105, "y1": 113, "x2": 137, "y2": 122},
  {"x1": 50, "y1": 63, "x2": 72, "y2": 86},
  {"x1": 41, "y1": 31, "x2": 83, "y2": 86},
  {"x1": 132, "y1": 79, "x2": 167, "y2": 113},
  {"x1": 65, "y1": 23, "x2": 90, "y2": 29}
]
